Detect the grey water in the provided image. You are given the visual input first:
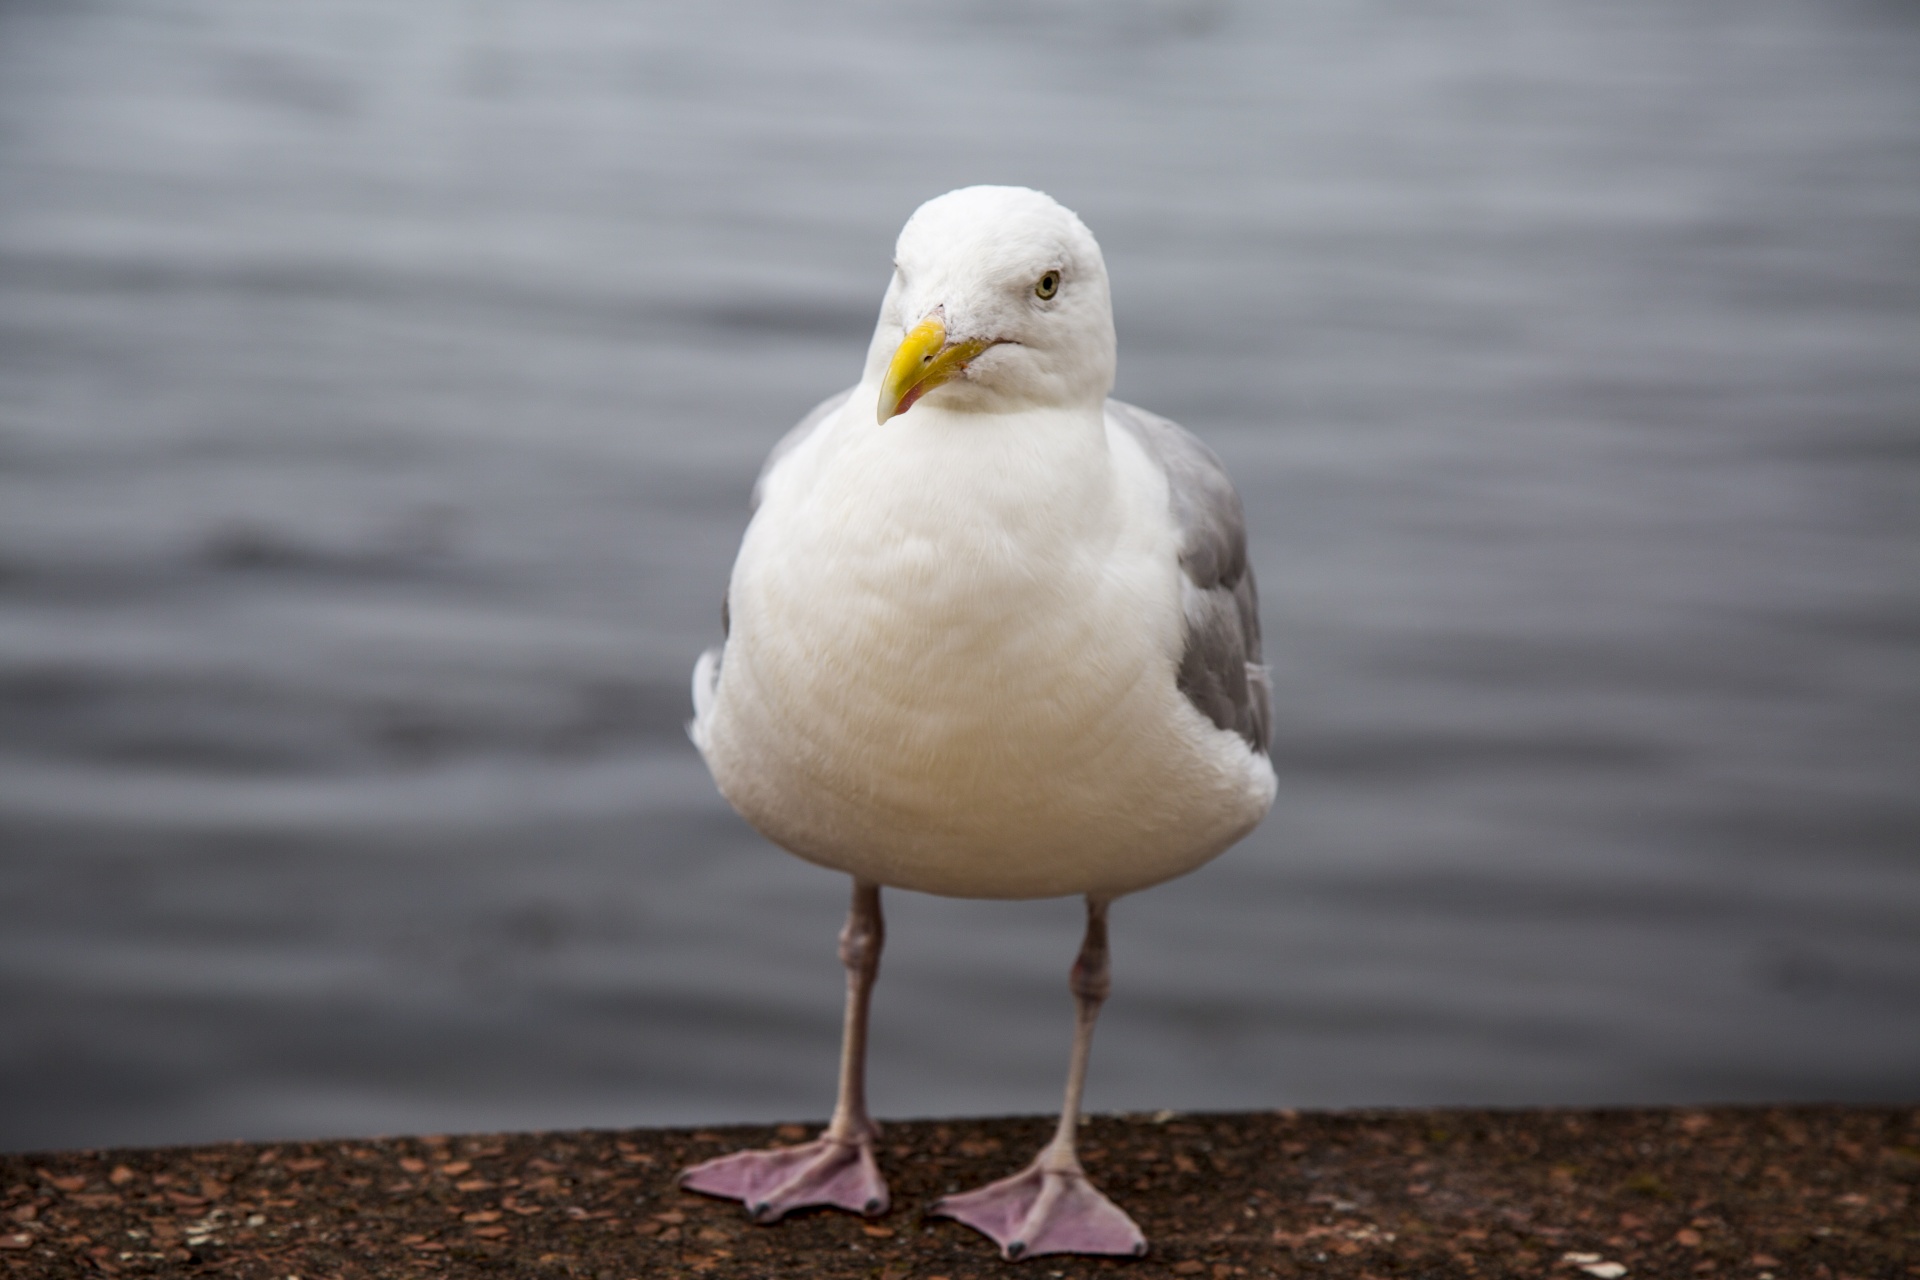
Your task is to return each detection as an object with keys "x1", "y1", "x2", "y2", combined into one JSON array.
[{"x1": 2, "y1": 0, "x2": 1917, "y2": 1155}]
